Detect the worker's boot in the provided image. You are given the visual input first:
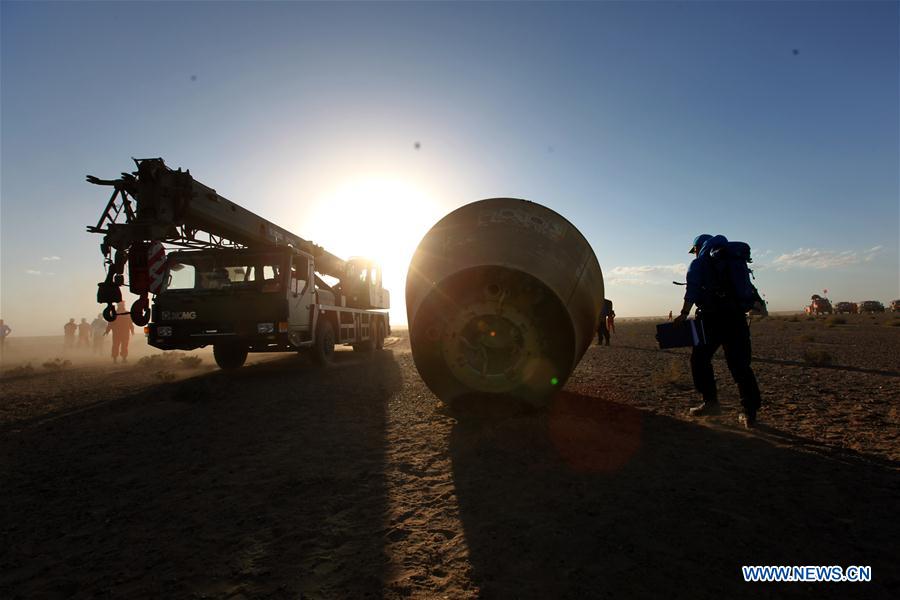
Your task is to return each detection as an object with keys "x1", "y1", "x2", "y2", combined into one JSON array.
[{"x1": 688, "y1": 400, "x2": 721, "y2": 417}]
